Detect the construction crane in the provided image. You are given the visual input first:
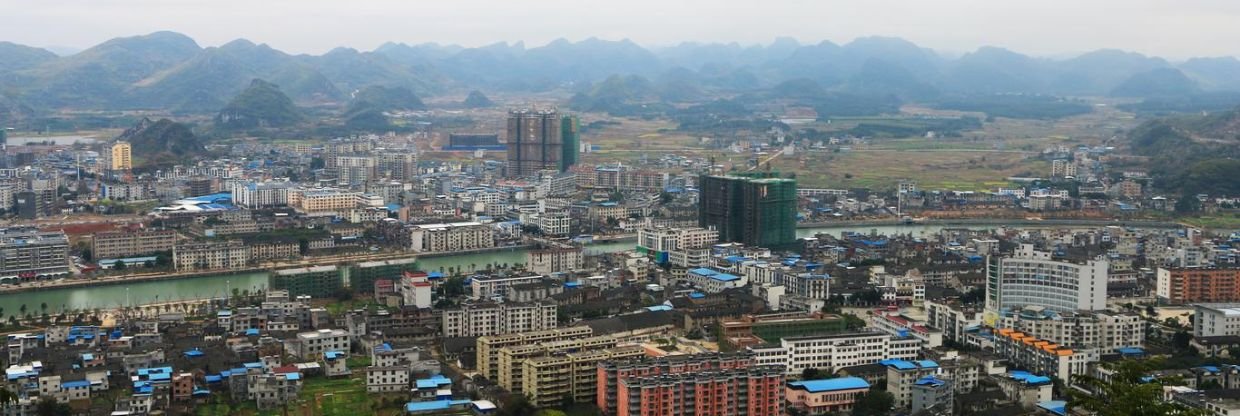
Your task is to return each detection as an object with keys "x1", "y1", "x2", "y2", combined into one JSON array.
[{"x1": 747, "y1": 149, "x2": 784, "y2": 172}]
